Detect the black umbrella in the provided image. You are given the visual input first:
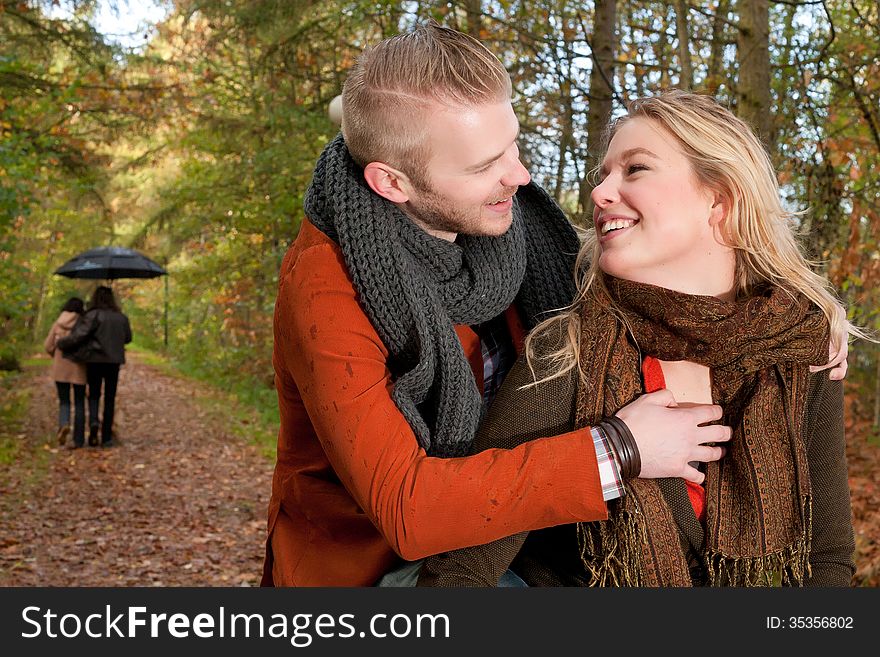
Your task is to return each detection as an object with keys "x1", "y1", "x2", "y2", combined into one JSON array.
[{"x1": 54, "y1": 246, "x2": 167, "y2": 280}]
